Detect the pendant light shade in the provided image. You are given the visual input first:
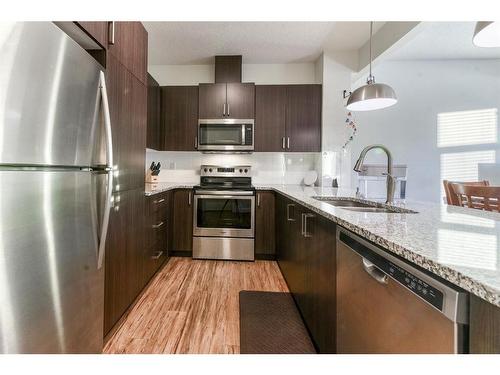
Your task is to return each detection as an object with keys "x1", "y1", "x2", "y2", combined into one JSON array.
[
  {"x1": 346, "y1": 79, "x2": 398, "y2": 111},
  {"x1": 346, "y1": 22, "x2": 397, "y2": 111},
  {"x1": 473, "y1": 21, "x2": 500, "y2": 47}
]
